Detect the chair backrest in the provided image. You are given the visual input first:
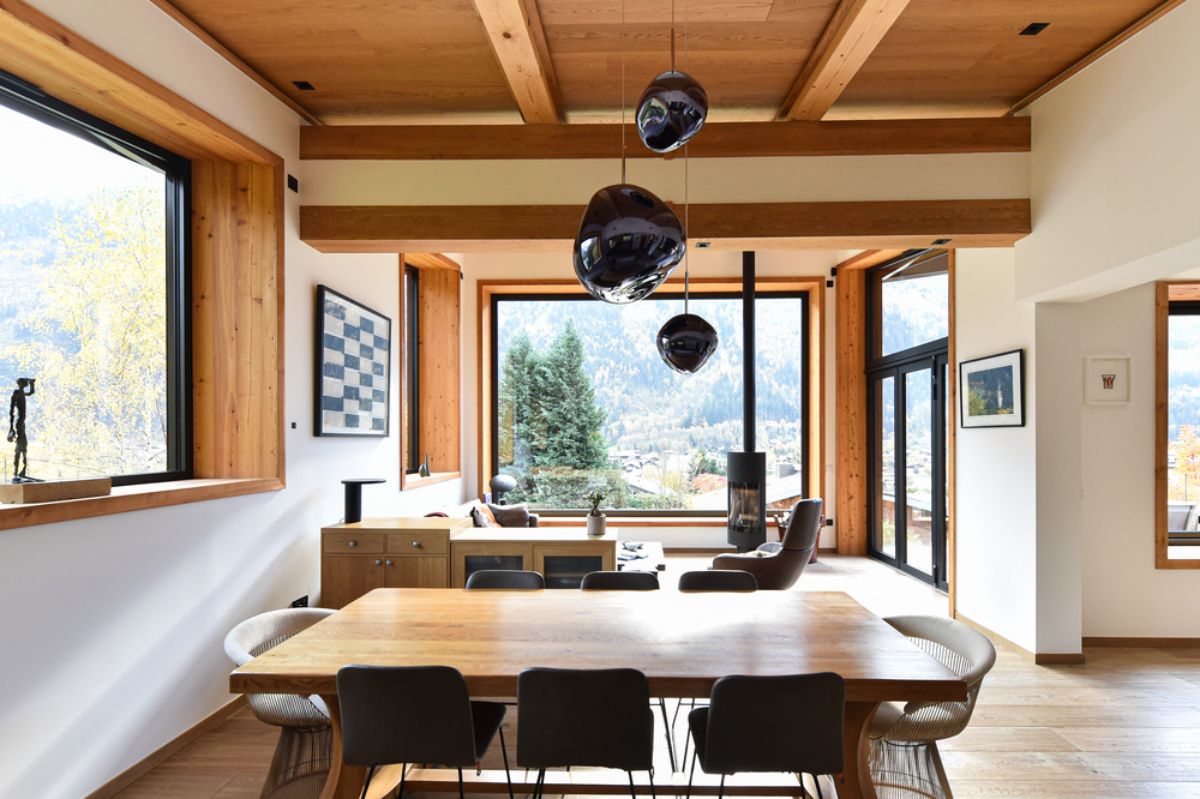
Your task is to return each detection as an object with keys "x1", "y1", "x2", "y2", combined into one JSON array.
[
  {"x1": 466, "y1": 569, "x2": 545, "y2": 589},
  {"x1": 703, "y1": 673, "x2": 844, "y2": 776},
  {"x1": 224, "y1": 608, "x2": 334, "y2": 729},
  {"x1": 781, "y1": 498, "x2": 823, "y2": 551},
  {"x1": 678, "y1": 570, "x2": 758, "y2": 592},
  {"x1": 517, "y1": 667, "x2": 654, "y2": 770},
  {"x1": 883, "y1": 615, "x2": 997, "y2": 739},
  {"x1": 580, "y1": 570, "x2": 659, "y2": 590},
  {"x1": 336, "y1": 665, "x2": 478, "y2": 767}
]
